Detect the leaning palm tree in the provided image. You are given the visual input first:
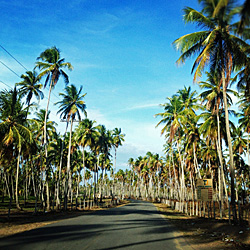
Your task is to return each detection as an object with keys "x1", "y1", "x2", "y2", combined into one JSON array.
[
  {"x1": 56, "y1": 84, "x2": 87, "y2": 210},
  {"x1": 173, "y1": 0, "x2": 248, "y2": 222}
]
